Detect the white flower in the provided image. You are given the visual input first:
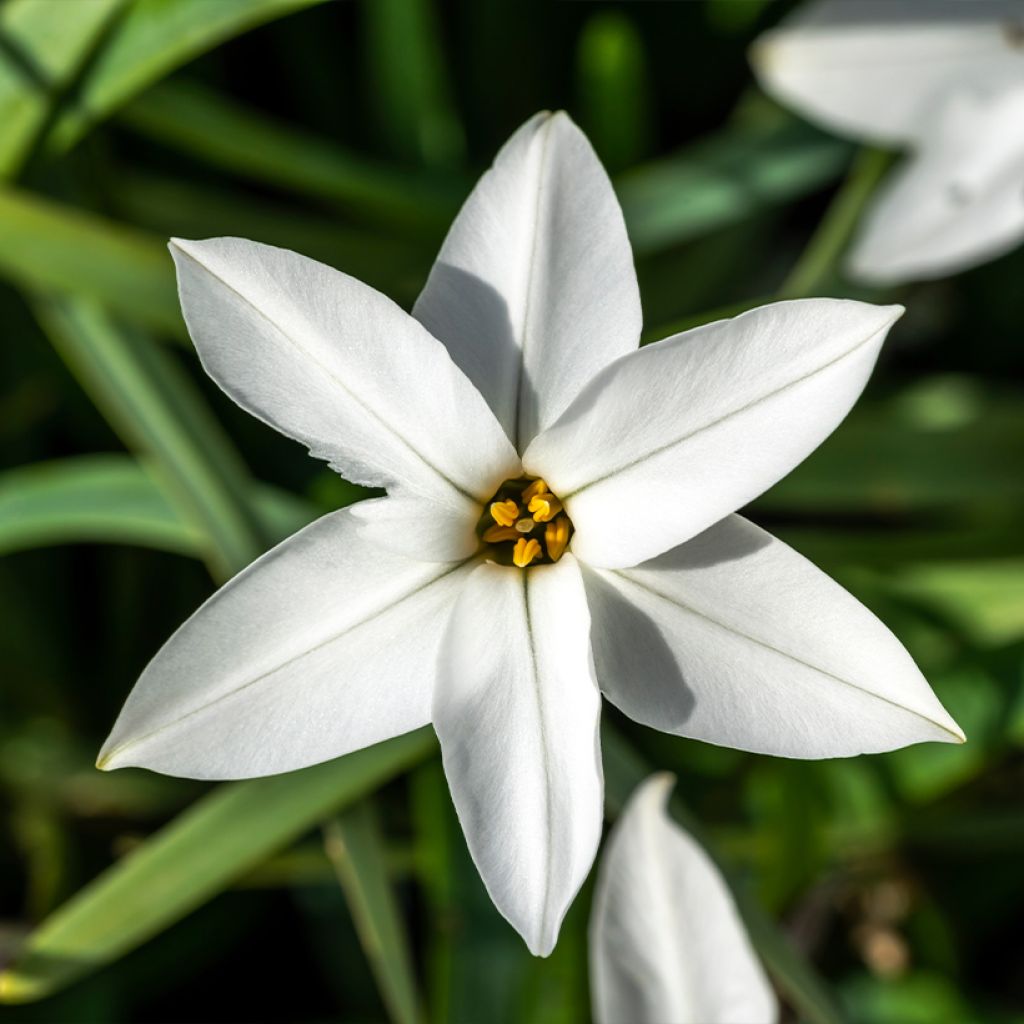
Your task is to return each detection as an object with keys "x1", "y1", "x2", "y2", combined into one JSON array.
[
  {"x1": 751, "y1": 0, "x2": 1024, "y2": 284},
  {"x1": 590, "y1": 774, "x2": 777, "y2": 1024},
  {"x1": 98, "y1": 111, "x2": 963, "y2": 957}
]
